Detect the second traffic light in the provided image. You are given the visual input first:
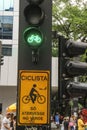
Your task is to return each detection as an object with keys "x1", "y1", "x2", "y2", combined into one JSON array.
[
  {"x1": 0, "y1": 55, "x2": 4, "y2": 65},
  {"x1": 58, "y1": 36, "x2": 87, "y2": 102}
]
